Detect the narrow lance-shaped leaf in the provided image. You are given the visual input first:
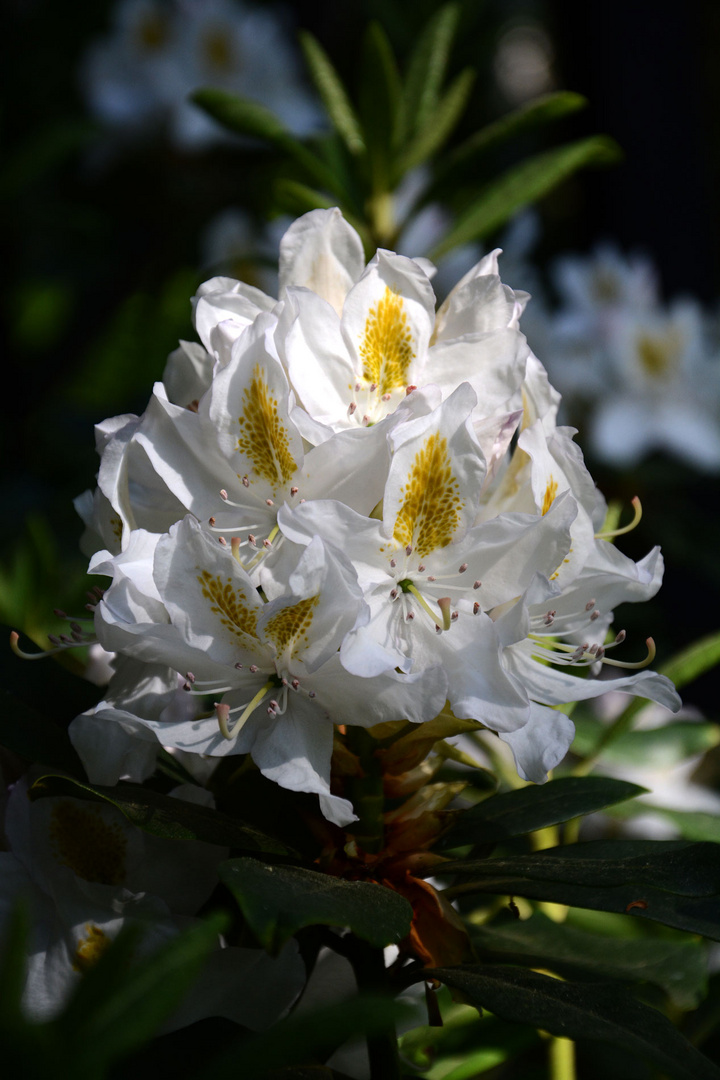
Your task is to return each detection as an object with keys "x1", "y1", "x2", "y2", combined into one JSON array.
[
  {"x1": 438, "y1": 90, "x2": 589, "y2": 175},
  {"x1": 430, "y1": 135, "x2": 621, "y2": 259},
  {"x1": 395, "y1": 68, "x2": 475, "y2": 180},
  {"x1": 299, "y1": 31, "x2": 365, "y2": 155},
  {"x1": 413, "y1": 965, "x2": 720, "y2": 1080},
  {"x1": 28, "y1": 774, "x2": 292, "y2": 855},
  {"x1": 219, "y1": 857, "x2": 413, "y2": 954},
  {"x1": 190, "y1": 89, "x2": 345, "y2": 199},
  {"x1": 439, "y1": 776, "x2": 646, "y2": 848},
  {"x1": 357, "y1": 23, "x2": 403, "y2": 193},
  {"x1": 435, "y1": 839, "x2": 720, "y2": 941},
  {"x1": 401, "y1": 3, "x2": 461, "y2": 141}
]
